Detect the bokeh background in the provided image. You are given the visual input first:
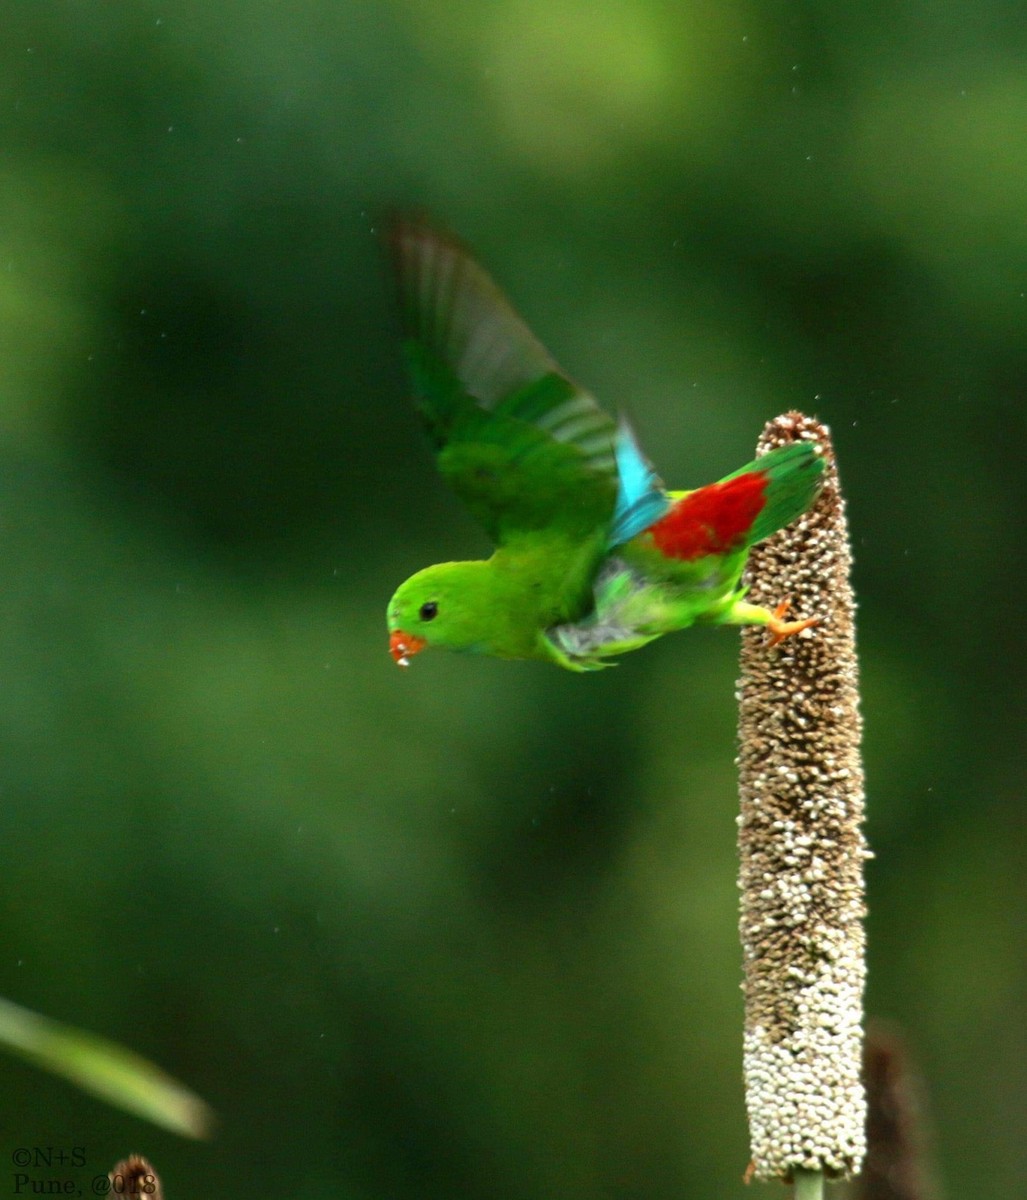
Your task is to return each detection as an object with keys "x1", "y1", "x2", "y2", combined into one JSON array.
[{"x1": 2, "y1": 2, "x2": 1024, "y2": 1196}]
